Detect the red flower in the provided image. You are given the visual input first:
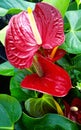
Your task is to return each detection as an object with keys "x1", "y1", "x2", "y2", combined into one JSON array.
[
  {"x1": 5, "y1": 2, "x2": 64, "y2": 69},
  {"x1": 21, "y1": 54, "x2": 71, "y2": 97},
  {"x1": 64, "y1": 98, "x2": 81, "y2": 124},
  {"x1": 40, "y1": 48, "x2": 66, "y2": 62}
]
